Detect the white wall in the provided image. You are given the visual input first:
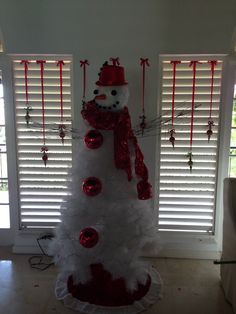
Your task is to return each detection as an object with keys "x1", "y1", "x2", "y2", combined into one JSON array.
[
  {"x1": 0, "y1": 0, "x2": 235, "y2": 180},
  {"x1": 0, "y1": 0, "x2": 236, "y2": 256}
]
